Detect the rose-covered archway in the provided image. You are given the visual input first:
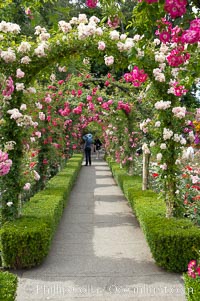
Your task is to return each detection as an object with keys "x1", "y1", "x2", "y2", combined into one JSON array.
[{"x1": 0, "y1": 0, "x2": 200, "y2": 224}]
